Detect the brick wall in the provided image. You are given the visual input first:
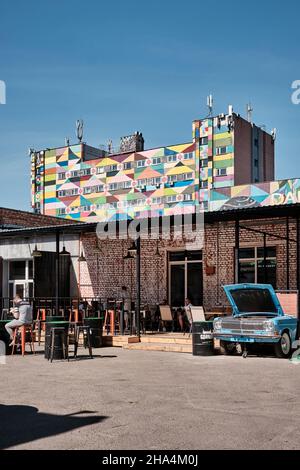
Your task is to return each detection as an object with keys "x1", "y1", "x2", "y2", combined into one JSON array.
[
  {"x1": 78, "y1": 216, "x2": 298, "y2": 310},
  {"x1": 80, "y1": 231, "x2": 204, "y2": 304},
  {"x1": 0, "y1": 207, "x2": 78, "y2": 228},
  {"x1": 204, "y1": 218, "x2": 297, "y2": 309}
]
